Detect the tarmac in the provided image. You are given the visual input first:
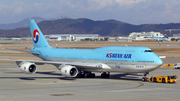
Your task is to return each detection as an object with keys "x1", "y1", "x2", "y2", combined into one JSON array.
[{"x1": 0, "y1": 41, "x2": 180, "y2": 101}]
